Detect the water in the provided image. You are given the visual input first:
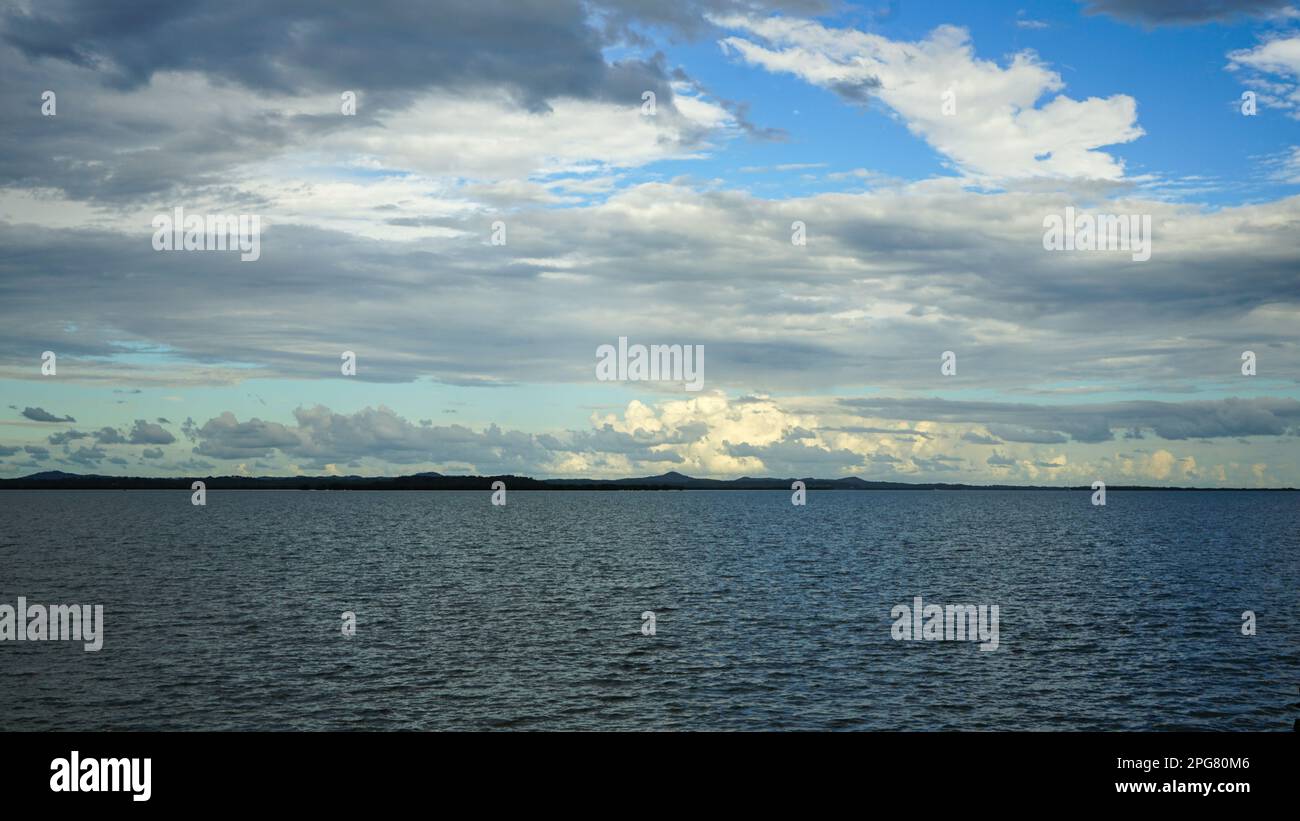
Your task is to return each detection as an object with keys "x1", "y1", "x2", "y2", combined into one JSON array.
[{"x1": 1, "y1": 489, "x2": 1296, "y2": 731}]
